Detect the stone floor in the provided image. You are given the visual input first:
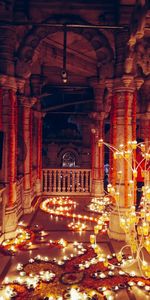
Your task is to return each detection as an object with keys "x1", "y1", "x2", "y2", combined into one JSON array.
[{"x1": 0, "y1": 196, "x2": 150, "y2": 299}]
